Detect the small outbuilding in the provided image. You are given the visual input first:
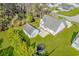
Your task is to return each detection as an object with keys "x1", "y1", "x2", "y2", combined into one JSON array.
[{"x1": 23, "y1": 24, "x2": 39, "y2": 38}]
